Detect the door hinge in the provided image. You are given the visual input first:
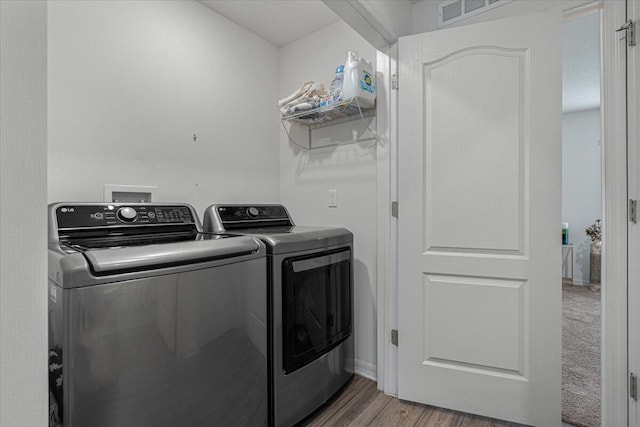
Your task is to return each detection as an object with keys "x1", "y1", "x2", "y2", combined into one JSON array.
[
  {"x1": 391, "y1": 73, "x2": 398, "y2": 90},
  {"x1": 630, "y1": 199, "x2": 637, "y2": 223},
  {"x1": 391, "y1": 201, "x2": 398, "y2": 218},
  {"x1": 391, "y1": 329, "x2": 398, "y2": 346},
  {"x1": 631, "y1": 373, "x2": 638, "y2": 400},
  {"x1": 616, "y1": 20, "x2": 635, "y2": 47}
]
